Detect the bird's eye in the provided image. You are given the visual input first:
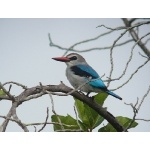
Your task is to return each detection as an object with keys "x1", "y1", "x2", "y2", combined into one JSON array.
[{"x1": 70, "y1": 56, "x2": 77, "y2": 60}]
